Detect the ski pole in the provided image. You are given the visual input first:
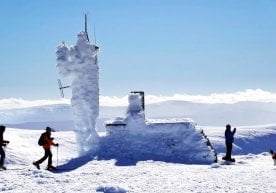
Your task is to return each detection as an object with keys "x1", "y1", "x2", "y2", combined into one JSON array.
[{"x1": 56, "y1": 145, "x2": 59, "y2": 168}]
